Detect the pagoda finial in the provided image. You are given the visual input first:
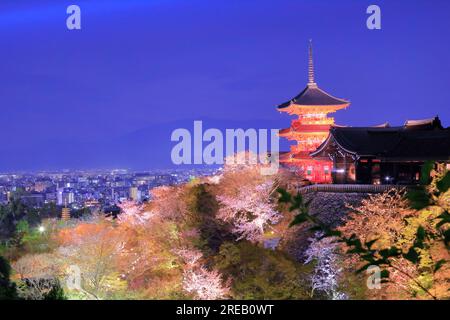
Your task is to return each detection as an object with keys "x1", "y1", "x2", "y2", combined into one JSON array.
[{"x1": 308, "y1": 39, "x2": 316, "y2": 86}]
